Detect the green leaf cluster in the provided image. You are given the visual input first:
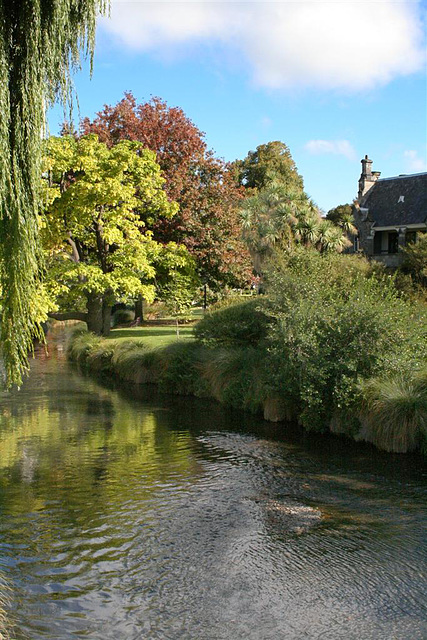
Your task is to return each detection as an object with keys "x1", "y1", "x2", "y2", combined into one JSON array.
[{"x1": 41, "y1": 135, "x2": 181, "y2": 315}]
